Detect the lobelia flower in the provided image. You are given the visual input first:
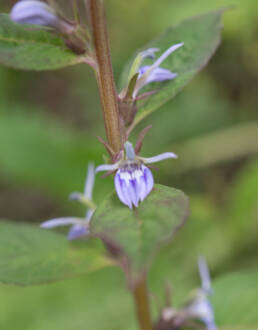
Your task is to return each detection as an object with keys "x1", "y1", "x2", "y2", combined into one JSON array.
[
  {"x1": 128, "y1": 42, "x2": 184, "y2": 98},
  {"x1": 10, "y1": 0, "x2": 75, "y2": 34},
  {"x1": 96, "y1": 141, "x2": 177, "y2": 209},
  {"x1": 41, "y1": 163, "x2": 96, "y2": 240},
  {"x1": 183, "y1": 257, "x2": 217, "y2": 330}
]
